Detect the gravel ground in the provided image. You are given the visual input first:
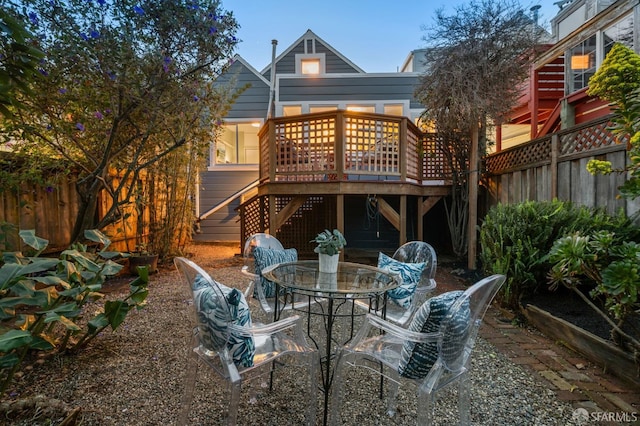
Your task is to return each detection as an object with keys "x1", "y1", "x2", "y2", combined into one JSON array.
[{"x1": 2, "y1": 244, "x2": 586, "y2": 425}]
